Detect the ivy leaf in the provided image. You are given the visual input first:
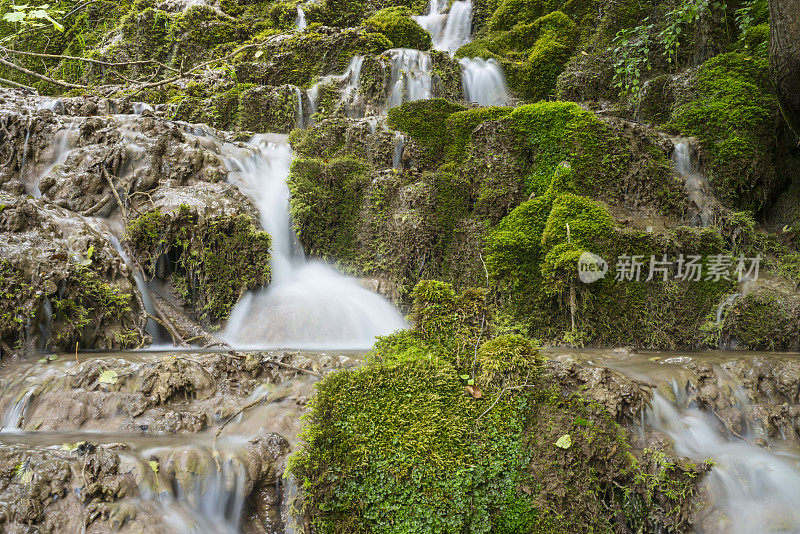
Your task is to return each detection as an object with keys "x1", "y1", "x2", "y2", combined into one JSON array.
[
  {"x1": 555, "y1": 434, "x2": 572, "y2": 449},
  {"x1": 98, "y1": 370, "x2": 118, "y2": 385},
  {"x1": 15, "y1": 462, "x2": 32, "y2": 484},
  {"x1": 2, "y1": 11, "x2": 27, "y2": 23}
]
